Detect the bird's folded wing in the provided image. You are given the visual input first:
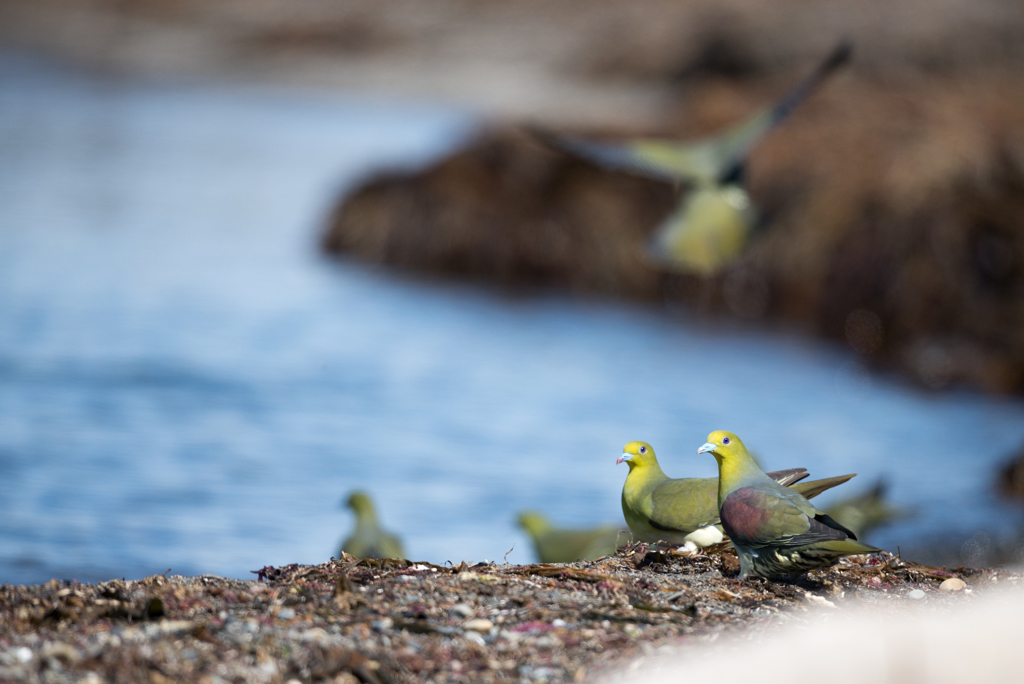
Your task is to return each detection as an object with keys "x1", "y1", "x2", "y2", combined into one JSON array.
[
  {"x1": 722, "y1": 486, "x2": 854, "y2": 548},
  {"x1": 648, "y1": 477, "x2": 722, "y2": 534}
]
